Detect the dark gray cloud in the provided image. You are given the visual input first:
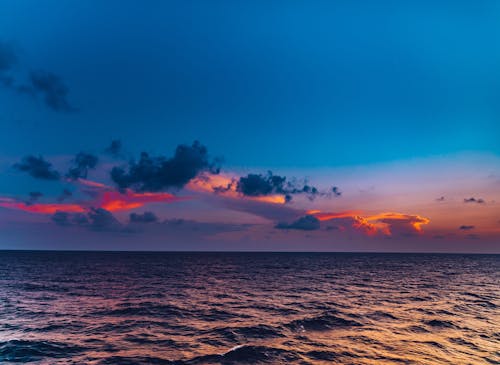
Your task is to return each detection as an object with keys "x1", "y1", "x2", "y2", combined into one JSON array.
[
  {"x1": 0, "y1": 41, "x2": 76, "y2": 112},
  {"x1": 331, "y1": 186, "x2": 342, "y2": 197},
  {"x1": 87, "y1": 208, "x2": 121, "y2": 231},
  {"x1": 130, "y1": 211, "x2": 158, "y2": 224},
  {"x1": 237, "y1": 172, "x2": 287, "y2": 196},
  {"x1": 436, "y1": 196, "x2": 445, "y2": 202},
  {"x1": 71, "y1": 213, "x2": 90, "y2": 226},
  {"x1": 14, "y1": 155, "x2": 60, "y2": 180},
  {"x1": 459, "y1": 225, "x2": 475, "y2": 230},
  {"x1": 51, "y1": 208, "x2": 121, "y2": 231},
  {"x1": 57, "y1": 189, "x2": 73, "y2": 202},
  {"x1": 28, "y1": 70, "x2": 76, "y2": 112},
  {"x1": 26, "y1": 191, "x2": 43, "y2": 205},
  {"x1": 0, "y1": 41, "x2": 17, "y2": 73},
  {"x1": 52, "y1": 211, "x2": 89, "y2": 226},
  {"x1": 66, "y1": 152, "x2": 99, "y2": 179},
  {"x1": 110, "y1": 141, "x2": 220, "y2": 192},
  {"x1": 275, "y1": 215, "x2": 321, "y2": 231},
  {"x1": 105, "y1": 139, "x2": 122, "y2": 157},
  {"x1": 51, "y1": 211, "x2": 71, "y2": 226},
  {"x1": 236, "y1": 171, "x2": 333, "y2": 202},
  {"x1": 464, "y1": 197, "x2": 485, "y2": 204}
]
